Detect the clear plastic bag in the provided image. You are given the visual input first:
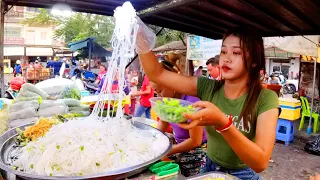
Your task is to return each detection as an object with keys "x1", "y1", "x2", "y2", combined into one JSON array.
[
  {"x1": 58, "y1": 98, "x2": 81, "y2": 107},
  {"x1": 9, "y1": 100, "x2": 39, "y2": 113},
  {"x1": 38, "y1": 105, "x2": 68, "y2": 117},
  {"x1": 39, "y1": 100, "x2": 66, "y2": 109},
  {"x1": 8, "y1": 107, "x2": 37, "y2": 121},
  {"x1": 18, "y1": 83, "x2": 49, "y2": 99},
  {"x1": 35, "y1": 78, "x2": 78, "y2": 98},
  {"x1": 9, "y1": 117, "x2": 38, "y2": 128}
]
